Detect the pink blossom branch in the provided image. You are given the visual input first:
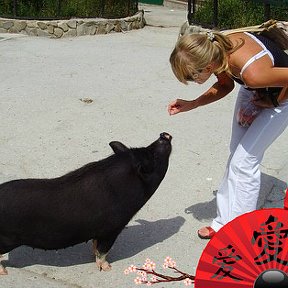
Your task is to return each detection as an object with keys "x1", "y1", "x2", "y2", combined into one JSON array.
[
  {"x1": 136, "y1": 267, "x2": 195, "y2": 283},
  {"x1": 124, "y1": 257, "x2": 195, "y2": 286}
]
